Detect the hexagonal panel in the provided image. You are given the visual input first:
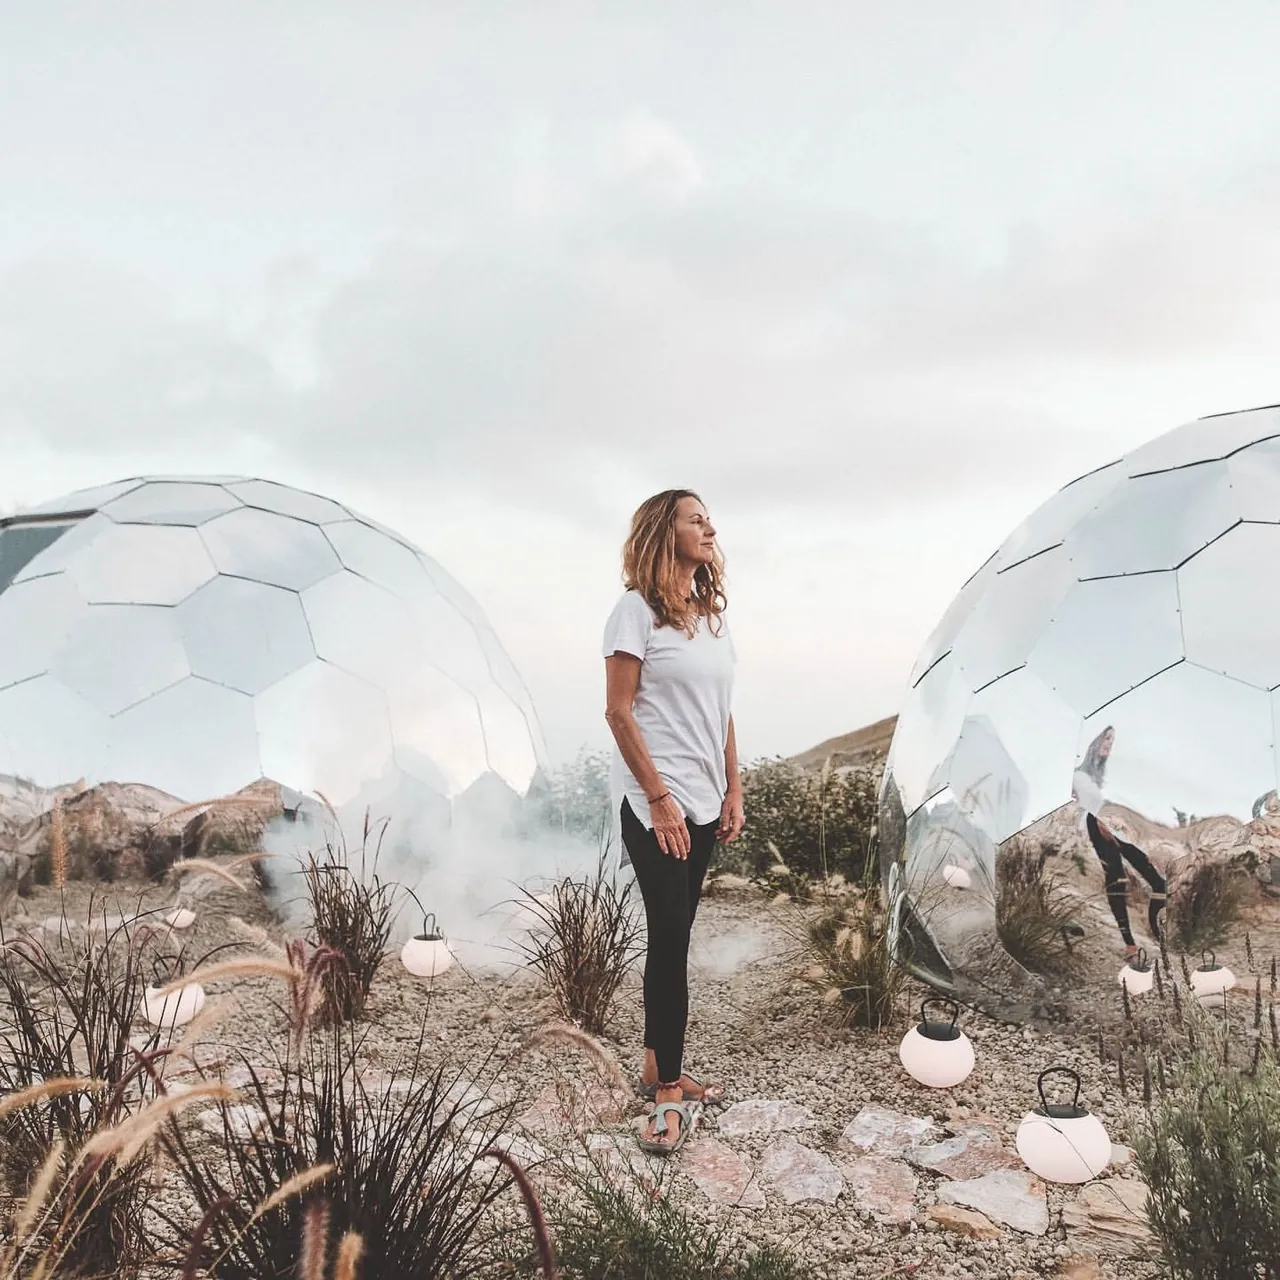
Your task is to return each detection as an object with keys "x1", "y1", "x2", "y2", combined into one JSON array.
[
  {"x1": 1226, "y1": 436, "x2": 1280, "y2": 523},
  {"x1": 885, "y1": 650, "x2": 972, "y2": 817},
  {"x1": 906, "y1": 554, "x2": 999, "y2": 687},
  {"x1": 199, "y1": 507, "x2": 342, "y2": 592},
  {"x1": 1066, "y1": 462, "x2": 1238, "y2": 578},
  {"x1": 1026, "y1": 571, "x2": 1184, "y2": 715},
  {"x1": 65, "y1": 523, "x2": 218, "y2": 604},
  {"x1": 12, "y1": 513, "x2": 115, "y2": 584},
  {"x1": 50, "y1": 604, "x2": 189, "y2": 715},
  {"x1": 1124, "y1": 404, "x2": 1280, "y2": 477},
  {"x1": 0, "y1": 521, "x2": 82, "y2": 592},
  {"x1": 1080, "y1": 662, "x2": 1273, "y2": 823},
  {"x1": 18, "y1": 479, "x2": 146, "y2": 516},
  {"x1": 1179, "y1": 523, "x2": 1280, "y2": 689},
  {"x1": 0, "y1": 676, "x2": 109, "y2": 788},
  {"x1": 403, "y1": 591, "x2": 497, "y2": 694},
  {"x1": 301, "y1": 571, "x2": 416, "y2": 687},
  {"x1": 176, "y1": 576, "x2": 315, "y2": 695},
  {"x1": 227, "y1": 479, "x2": 351, "y2": 524},
  {"x1": 389, "y1": 664, "x2": 489, "y2": 797},
  {"x1": 939, "y1": 668, "x2": 1082, "y2": 845},
  {"x1": 101, "y1": 481, "x2": 242, "y2": 525},
  {"x1": 255, "y1": 661, "x2": 396, "y2": 807},
  {"x1": 107, "y1": 677, "x2": 260, "y2": 800},
  {"x1": 0, "y1": 573, "x2": 89, "y2": 690},
  {"x1": 474, "y1": 684, "x2": 541, "y2": 794},
  {"x1": 323, "y1": 519, "x2": 437, "y2": 598},
  {"x1": 949, "y1": 544, "x2": 1075, "y2": 693},
  {"x1": 991, "y1": 459, "x2": 1126, "y2": 572}
]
